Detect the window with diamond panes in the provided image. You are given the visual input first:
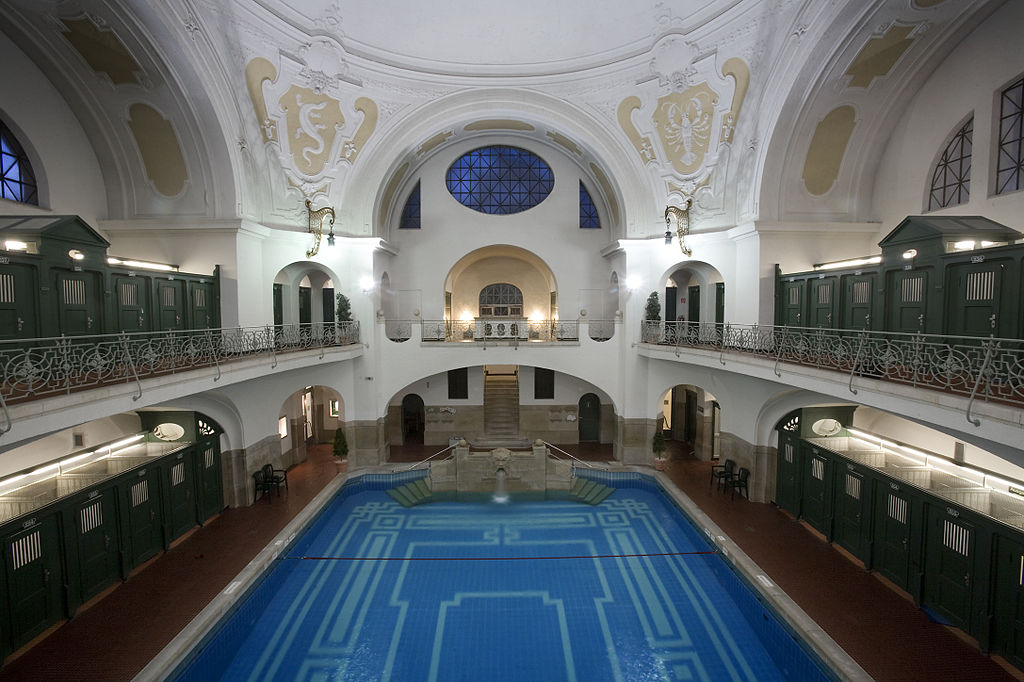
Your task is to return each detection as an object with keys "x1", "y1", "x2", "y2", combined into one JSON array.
[
  {"x1": 446, "y1": 146, "x2": 553, "y2": 214},
  {"x1": 928, "y1": 117, "x2": 972, "y2": 210},
  {"x1": 997, "y1": 76, "x2": 1024, "y2": 195},
  {"x1": 399, "y1": 181, "x2": 421, "y2": 229},
  {"x1": 579, "y1": 181, "x2": 600, "y2": 228},
  {"x1": 0, "y1": 119, "x2": 38, "y2": 205},
  {"x1": 478, "y1": 283, "x2": 523, "y2": 317}
]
